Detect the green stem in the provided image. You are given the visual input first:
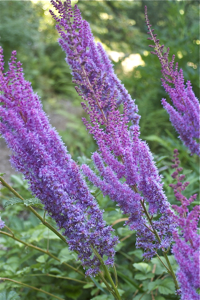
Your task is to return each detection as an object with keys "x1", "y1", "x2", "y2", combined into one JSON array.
[
  {"x1": 0, "y1": 177, "x2": 67, "y2": 244},
  {"x1": 98, "y1": 272, "x2": 117, "y2": 297},
  {"x1": 163, "y1": 252, "x2": 179, "y2": 290},
  {"x1": 0, "y1": 277, "x2": 64, "y2": 300},
  {"x1": 155, "y1": 253, "x2": 171, "y2": 273},
  {"x1": 0, "y1": 230, "x2": 84, "y2": 277},
  {"x1": 140, "y1": 200, "x2": 179, "y2": 289},
  {"x1": 24, "y1": 273, "x2": 87, "y2": 284},
  {"x1": 113, "y1": 264, "x2": 118, "y2": 287},
  {"x1": 91, "y1": 246, "x2": 121, "y2": 300}
]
